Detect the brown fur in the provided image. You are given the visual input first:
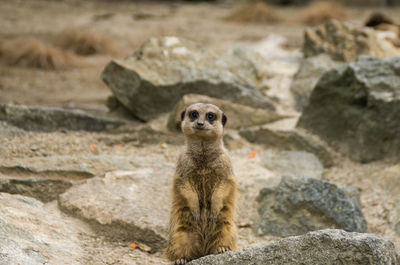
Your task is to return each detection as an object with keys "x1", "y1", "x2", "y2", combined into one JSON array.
[
  {"x1": 165, "y1": 103, "x2": 237, "y2": 264},
  {"x1": 301, "y1": 1, "x2": 348, "y2": 25}
]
